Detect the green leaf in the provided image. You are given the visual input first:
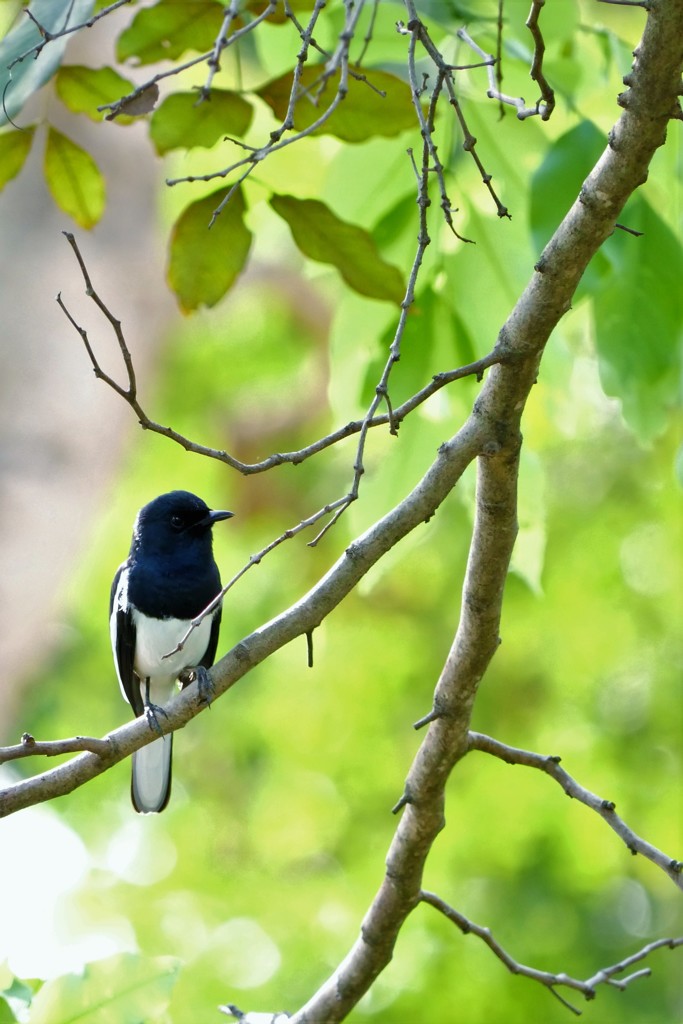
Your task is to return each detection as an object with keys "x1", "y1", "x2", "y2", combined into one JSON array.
[
  {"x1": 28, "y1": 953, "x2": 179, "y2": 1024},
  {"x1": 530, "y1": 120, "x2": 611, "y2": 290},
  {"x1": 372, "y1": 191, "x2": 420, "y2": 250},
  {"x1": 55, "y1": 65, "x2": 136, "y2": 122},
  {"x1": 270, "y1": 194, "x2": 405, "y2": 305},
  {"x1": 258, "y1": 66, "x2": 417, "y2": 143},
  {"x1": 0, "y1": 0, "x2": 96, "y2": 127},
  {"x1": 117, "y1": 0, "x2": 228, "y2": 65},
  {"x1": 592, "y1": 195, "x2": 683, "y2": 439},
  {"x1": 167, "y1": 187, "x2": 253, "y2": 311},
  {"x1": 0, "y1": 126, "x2": 35, "y2": 190},
  {"x1": 43, "y1": 127, "x2": 105, "y2": 228},
  {"x1": 150, "y1": 89, "x2": 253, "y2": 154},
  {"x1": 530, "y1": 120, "x2": 605, "y2": 249}
]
